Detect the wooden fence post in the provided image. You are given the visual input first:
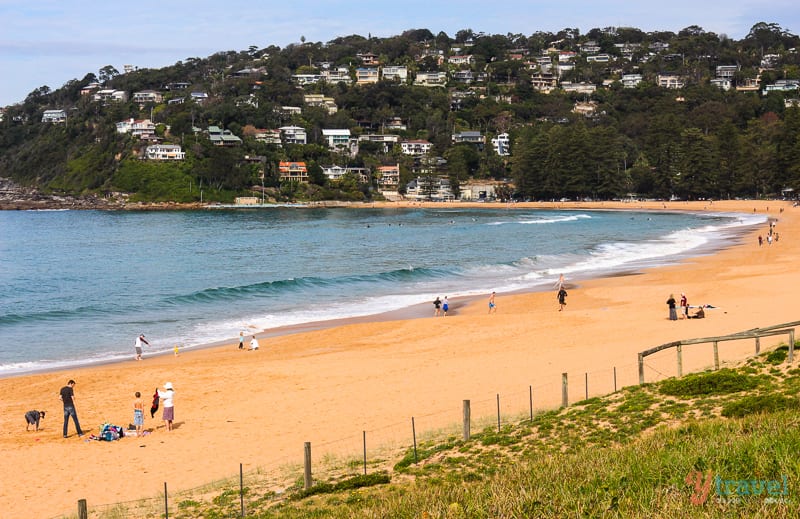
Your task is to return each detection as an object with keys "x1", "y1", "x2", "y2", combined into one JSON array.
[
  {"x1": 789, "y1": 330, "x2": 795, "y2": 363},
  {"x1": 496, "y1": 394, "x2": 501, "y2": 432},
  {"x1": 462, "y1": 400, "x2": 471, "y2": 441},
  {"x1": 77, "y1": 499, "x2": 88, "y2": 519},
  {"x1": 561, "y1": 373, "x2": 569, "y2": 408},
  {"x1": 411, "y1": 417, "x2": 418, "y2": 464},
  {"x1": 677, "y1": 343, "x2": 683, "y2": 377},
  {"x1": 585, "y1": 372, "x2": 588, "y2": 400},
  {"x1": 164, "y1": 482, "x2": 169, "y2": 519},
  {"x1": 529, "y1": 385, "x2": 533, "y2": 421},
  {"x1": 755, "y1": 334, "x2": 761, "y2": 354},
  {"x1": 614, "y1": 366, "x2": 617, "y2": 392},
  {"x1": 713, "y1": 341, "x2": 720, "y2": 370},
  {"x1": 638, "y1": 353, "x2": 644, "y2": 384},
  {"x1": 362, "y1": 430, "x2": 367, "y2": 475},
  {"x1": 303, "y1": 442, "x2": 312, "y2": 490},
  {"x1": 239, "y1": 463, "x2": 245, "y2": 517}
]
